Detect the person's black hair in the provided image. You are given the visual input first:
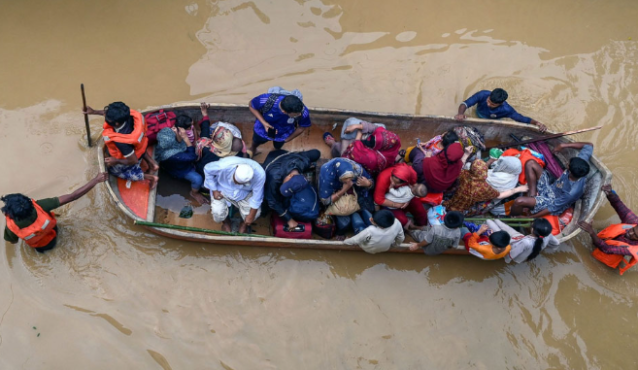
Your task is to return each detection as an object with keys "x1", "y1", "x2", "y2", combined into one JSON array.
[
  {"x1": 489, "y1": 88, "x2": 508, "y2": 104},
  {"x1": 526, "y1": 218, "x2": 553, "y2": 261},
  {"x1": 569, "y1": 157, "x2": 590, "y2": 179},
  {"x1": 373, "y1": 209, "x2": 395, "y2": 228},
  {"x1": 441, "y1": 129, "x2": 460, "y2": 164},
  {"x1": 443, "y1": 211, "x2": 465, "y2": 229},
  {"x1": 363, "y1": 135, "x2": 376, "y2": 149},
  {"x1": 281, "y1": 95, "x2": 304, "y2": 114},
  {"x1": 1, "y1": 193, "x2": 34, "y2": 221},
  {"x1": 489, "y1": 230, "x2": 511, "y2": 249},
  {"x1": 105, "y1": 102, "x2": 130, "y2": 126},
  {"x1": 175, "y1": 115, "x2": 193, "y2": 129}
]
